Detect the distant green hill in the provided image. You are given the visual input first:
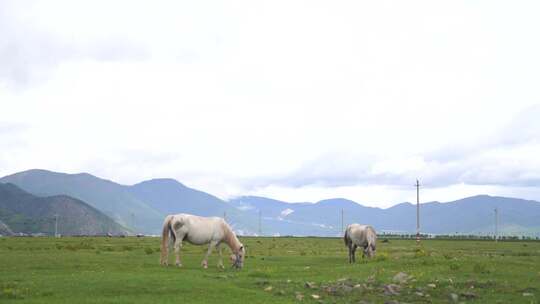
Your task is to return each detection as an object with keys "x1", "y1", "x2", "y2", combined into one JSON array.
[
  {"x1": 0, "y1": 169, "x2": 163, "y2": 234},
  {"x1": 0, "y1": 183, "x2": 128, "y2": 235}
]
